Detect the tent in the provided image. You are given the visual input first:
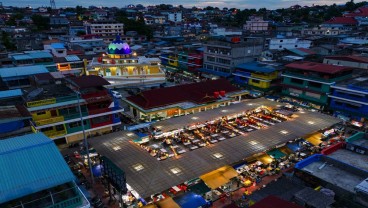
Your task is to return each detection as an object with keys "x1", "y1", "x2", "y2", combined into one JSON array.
[
  {"x1": 188, "y1": 181, "x2": 211, "y2": 195},
  {"x1": 92, "y1": 164, "x2": 103, "y2": 177},
  {"x1": 267, "y1": 149, "x2": 287, "y2": 159},
  {"x1": 155, "y1": 197, "x2": 180, "y2": 208},
  {"x1": 173, "y1": 192, "x2": 207, "y2": 208},
  {"x1": 200, "y1": 166, "x2": 238, "y2": 189}
]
